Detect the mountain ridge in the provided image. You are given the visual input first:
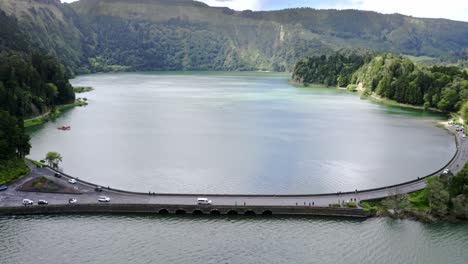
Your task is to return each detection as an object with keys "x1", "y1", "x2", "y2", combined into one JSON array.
[{"x1": 0, "y1": 0, "x2": 466, "y2": 74}]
